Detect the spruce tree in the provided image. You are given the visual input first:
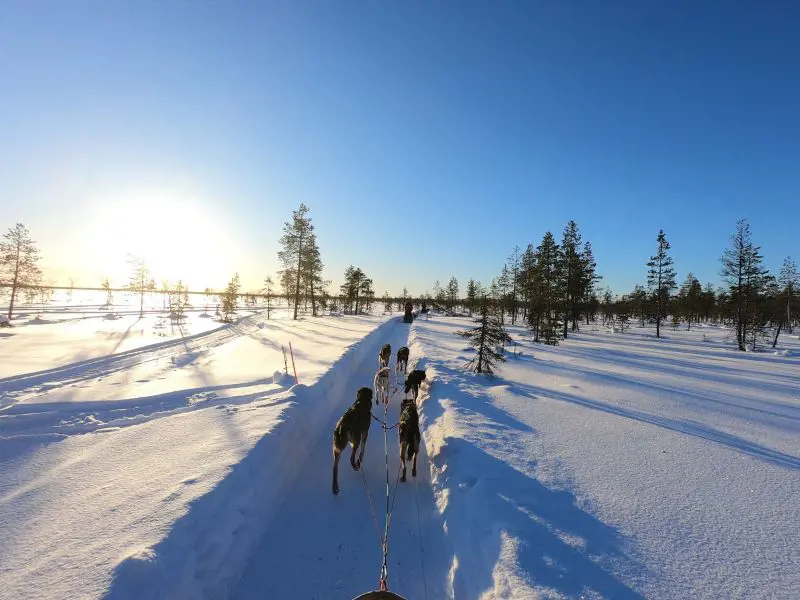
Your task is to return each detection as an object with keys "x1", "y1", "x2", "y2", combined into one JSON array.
[
  {"x1": 561, "y1": 221, "x2": 583, "y2": 337},
  {"x1": 457, "y1": 296, "x2": 511, "y2": 374},
  {"x1": 220, "y1": 273, "x2": 240, "y2": 322},
  {"x1": 465, "y1": 278, "x2": 479, "y2": 316},
  {"x1": 506, "y1": 246, "x2": 521, "y2": 324},
  {"x1": 1, "y1": 223, "x2": 42, "y2": 319},
  {"x1": 721, "y1": 220, "x2": 768, "y2": 350},
  {"x1": 646, "y1": 229, "x2": 676, "y2": 338},
  {"x1": 778, "y1": 257, "x2": 799, "y2": 334},
  {"x1": 447, "y1": 277, "x2": 459, "y2": 313},
  {"x1": 533, "y1": 231, "x2": 563, "y2": 345},
  {"x1": 580, "y1": 241, "x2": 600, "y2": 325}
]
